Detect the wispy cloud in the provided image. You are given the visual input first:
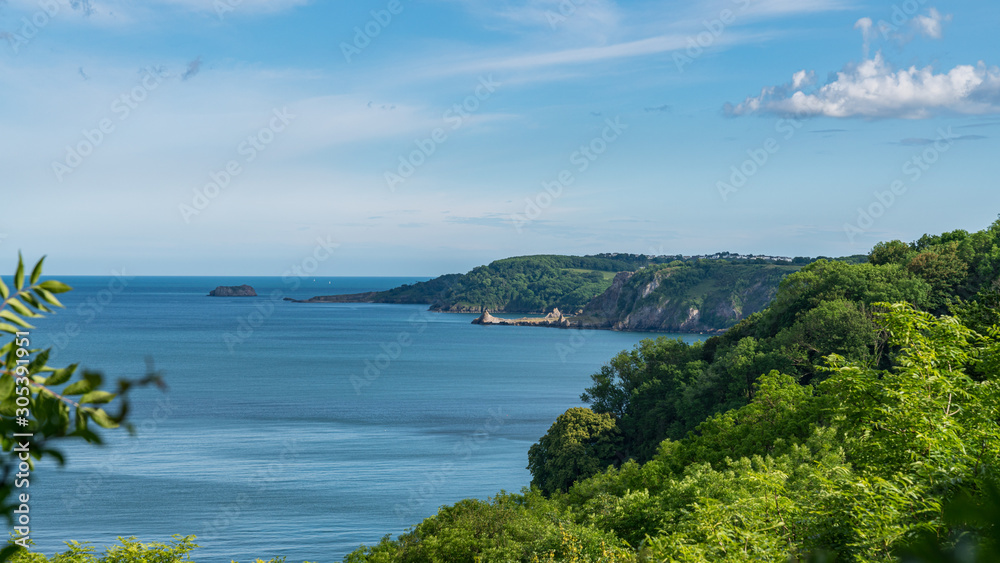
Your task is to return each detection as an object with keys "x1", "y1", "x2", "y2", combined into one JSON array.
[
  {"x1": 438, "y1": 31, "x2": 761, "y2": 76},
  {"x1": 644, "y1": 104, "x2": 671, "y2": 113},
  {"x1": 895, "y1": 134, "x2": 986, "y2": 145},
  {"x1": 913, "y1": 7, "x2": 951, "y2": 39}
]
